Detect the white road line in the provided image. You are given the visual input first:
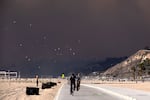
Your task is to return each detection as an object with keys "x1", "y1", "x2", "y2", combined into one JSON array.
[
  {"x1": 54, "y1": 84, "x2": 64, "y2": 100},
  {"x1": 82, "y1": 84, "x2": 136, "y2": 100}
]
